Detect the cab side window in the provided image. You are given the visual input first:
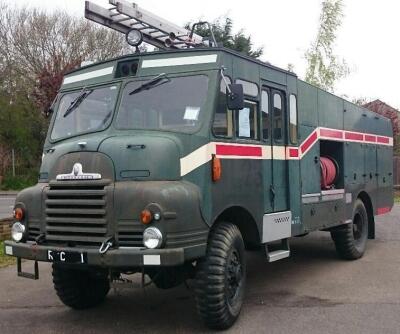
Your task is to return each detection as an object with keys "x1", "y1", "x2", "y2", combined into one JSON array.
[
  {"x1": 289, "y1": 94, "x2": 298, "y2": 144},
  {"x1": 235, "y1": 101, "x2": 258, "y2": 140},
  {"x1": 213, "y1": 78, "x2": 233, "y2": 137}
]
